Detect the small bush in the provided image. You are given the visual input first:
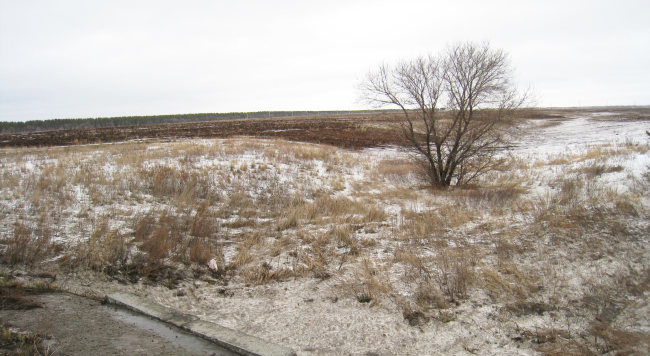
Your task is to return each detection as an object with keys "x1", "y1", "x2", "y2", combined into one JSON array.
[
  {"x1": 433, "y1": 249, "x2": 475, "y2": 301},
  {"x1": 63, "y1": 221, "x2": 133, "y2": 277},
  {"x1": 186, "y1": 237, "x2": 217, "y2": 266},
  {"x1": 414, "y1": 278, "x2": 450, "y2": 309},
  {"x1": 336, "y1": 258, "x2": 393, "y2": 304},
  {"x1": 1, "y1": 220, "x2": 53, "y2": 267},
  {"x1": 583, "y1": 164, "x2": 624, "y2": 177},
  {"x1": 241, "y1": 262, "x2": 294, "y2": 285}
]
